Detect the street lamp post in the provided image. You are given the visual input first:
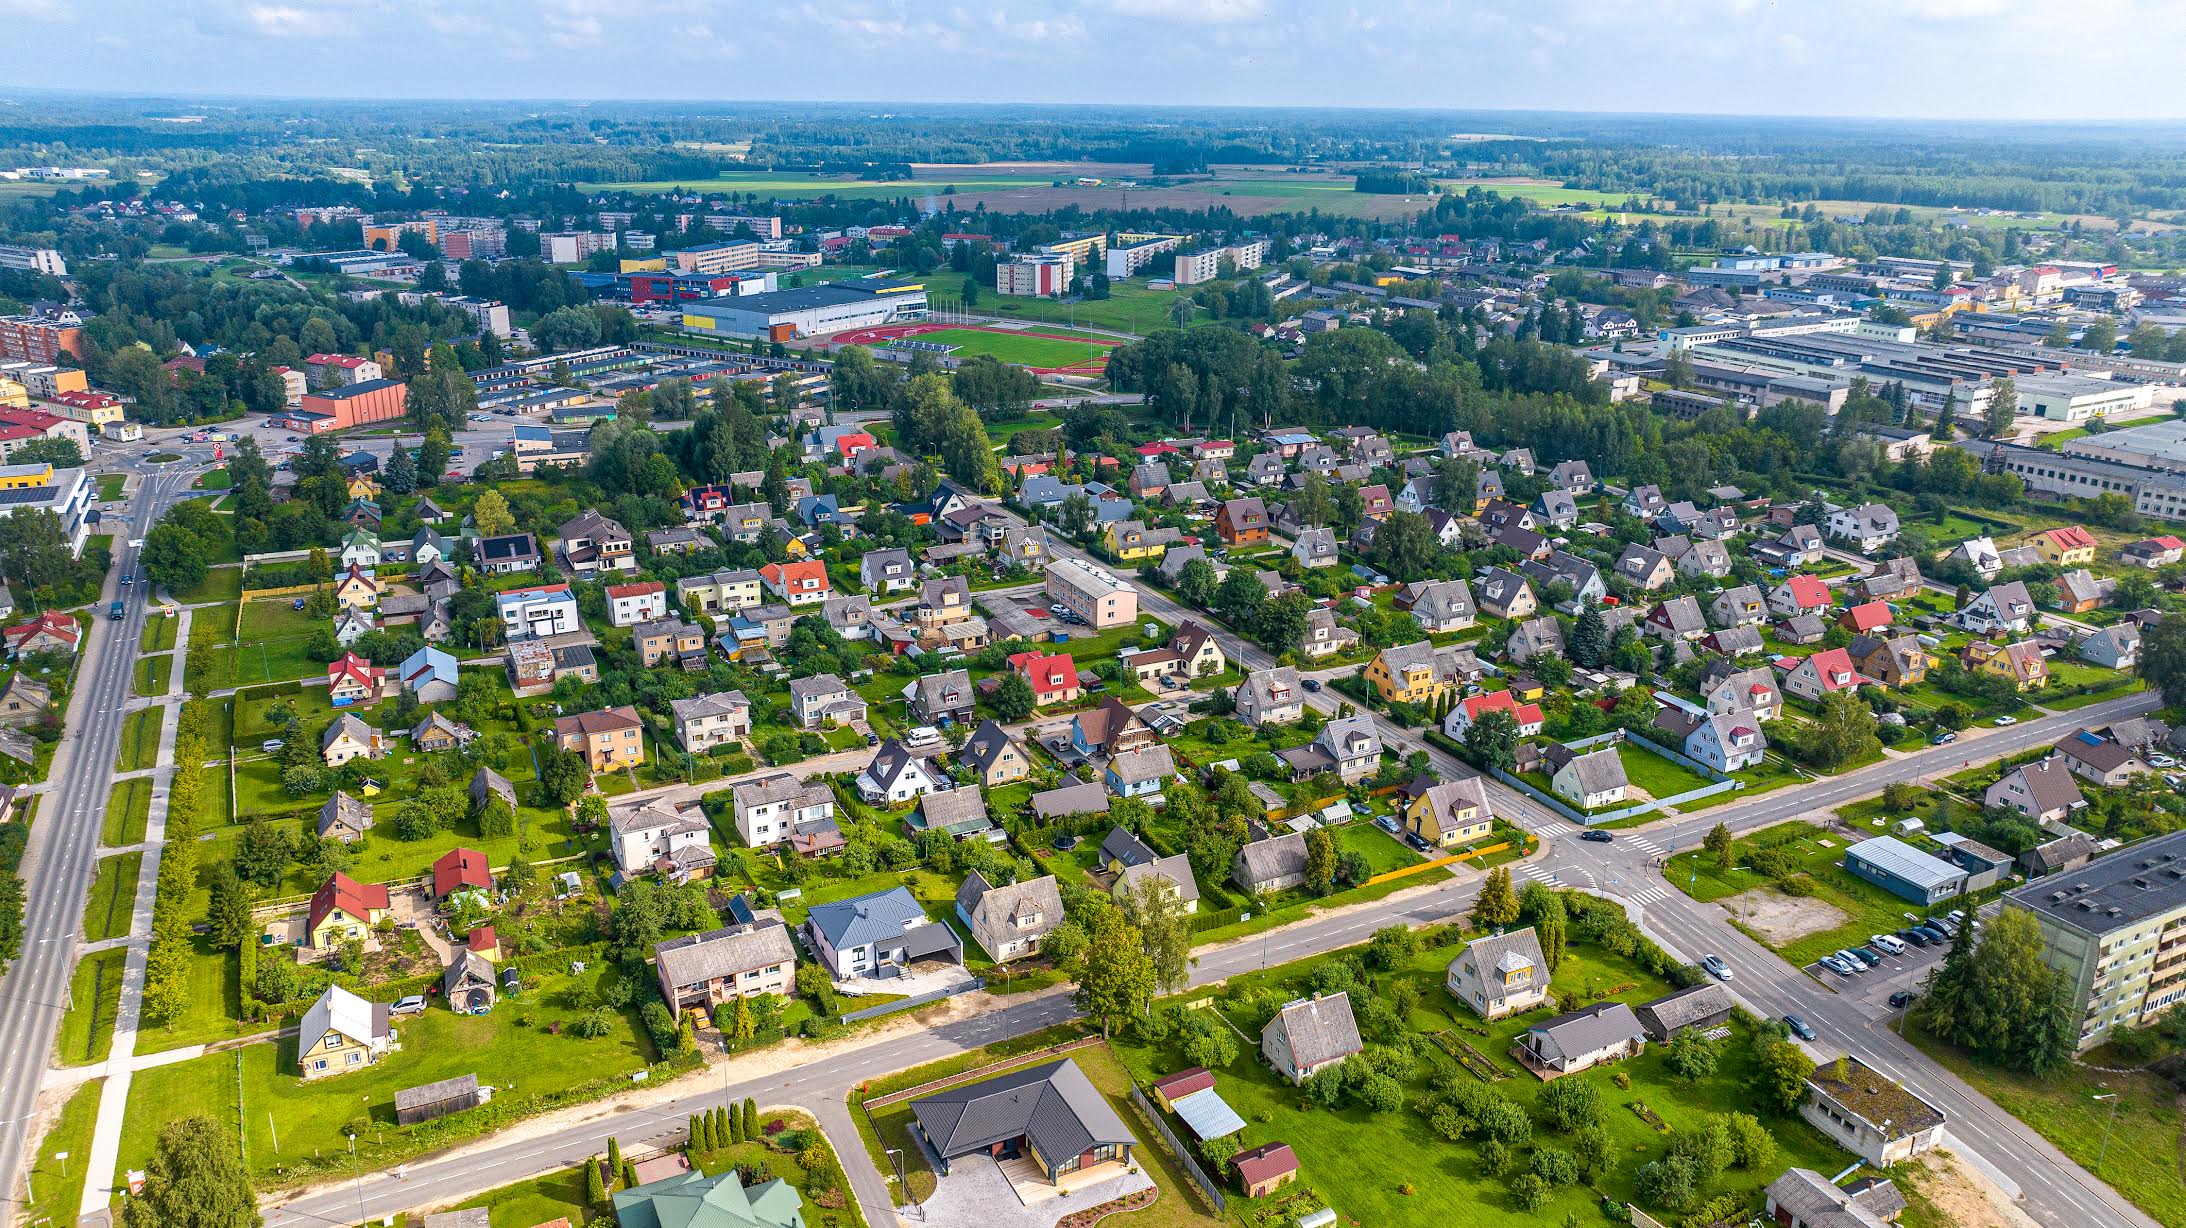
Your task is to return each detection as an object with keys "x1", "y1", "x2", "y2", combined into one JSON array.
[{"x1": 2094, "y1": 1093, "x2": 2122, "y2": 1171}]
